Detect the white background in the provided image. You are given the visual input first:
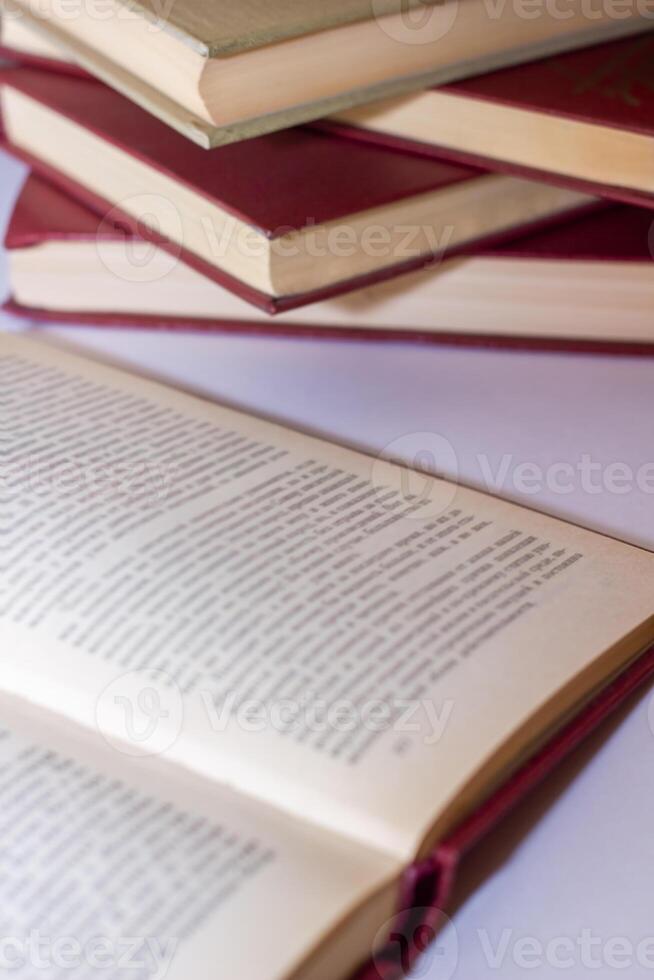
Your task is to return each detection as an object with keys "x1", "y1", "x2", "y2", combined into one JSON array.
[{"x1": 2, "y1": 147, "x2": 654, "y2": 978}]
